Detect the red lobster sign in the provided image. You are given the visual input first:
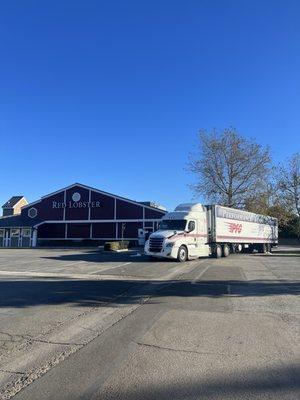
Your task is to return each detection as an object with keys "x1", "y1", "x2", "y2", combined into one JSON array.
[{"x1": 226, "y1": 222, "x2": 242, "y2": 234}]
